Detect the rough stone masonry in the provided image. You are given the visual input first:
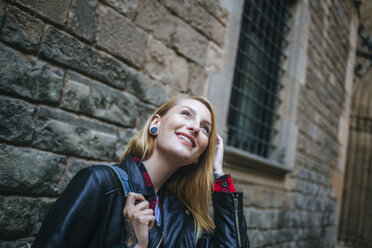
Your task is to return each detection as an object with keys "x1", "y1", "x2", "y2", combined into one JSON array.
[{"x1": 0, "y1": 0, "x2": 227, "y2": 247}]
